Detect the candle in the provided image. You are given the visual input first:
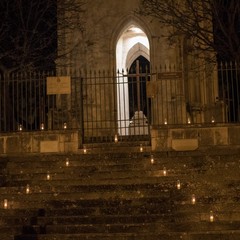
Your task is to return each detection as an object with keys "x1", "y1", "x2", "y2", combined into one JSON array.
[
  {"x1": 163, "y1": 167, "x2": 167, "y2": 176},
  {"x1": 150, "y1": 155, "x2": 154, "y2": 164},
  {"x1": 3, "y1": 199, "x2": 8, "y2": 209},
  {"x1": 176, "y1": 180, "x2": 181, "y2": 190},
  {"x1": 66, "y1": 158, "x2": 69, "y2": 167},
  {"x1": 26, "y1": 184, "x2": 30, "y2": 194},
  {"x1": 191, "y1": 194, "x2": 196, "y2": 204},
  {"x1": 40, "y1": 123, "x2": 44, "y2": 130}
]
